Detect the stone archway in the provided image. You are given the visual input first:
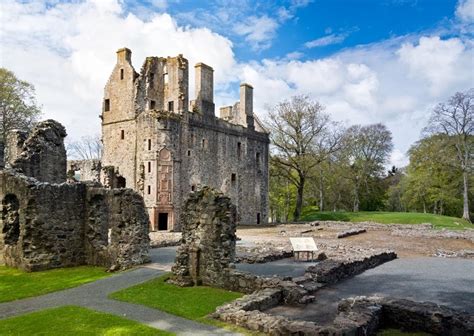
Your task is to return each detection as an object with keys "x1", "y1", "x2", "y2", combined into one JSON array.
[{"x1": 2, "y1": 194, "x2": 20, "y2": 245}]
